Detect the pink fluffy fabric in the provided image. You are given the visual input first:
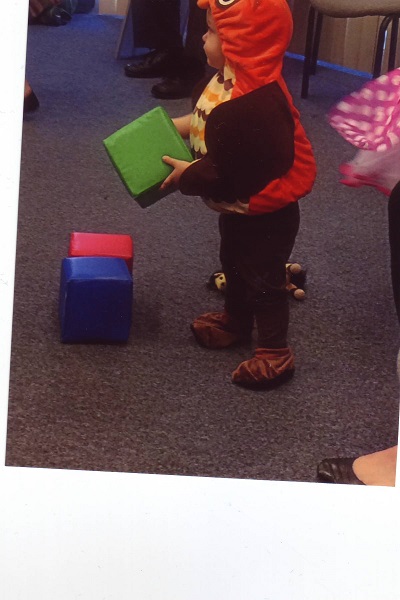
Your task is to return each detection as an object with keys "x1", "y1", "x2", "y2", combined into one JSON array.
[{"x1": 328, "y1": 69, "x2": 400, "y2": 195}]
